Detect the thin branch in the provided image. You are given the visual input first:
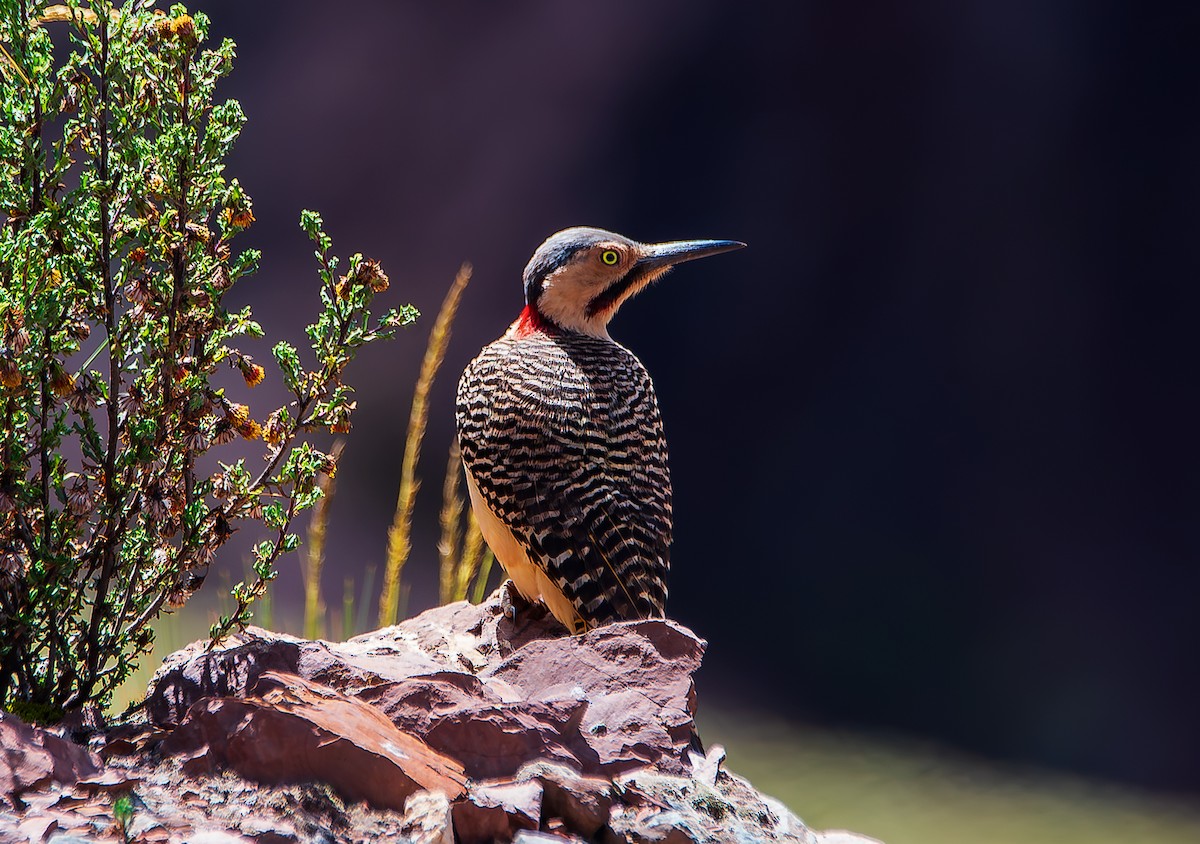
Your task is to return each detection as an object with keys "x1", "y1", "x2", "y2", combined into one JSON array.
[{"x1": 79, "y1": 10, "x2": 116, "y2": 706}]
